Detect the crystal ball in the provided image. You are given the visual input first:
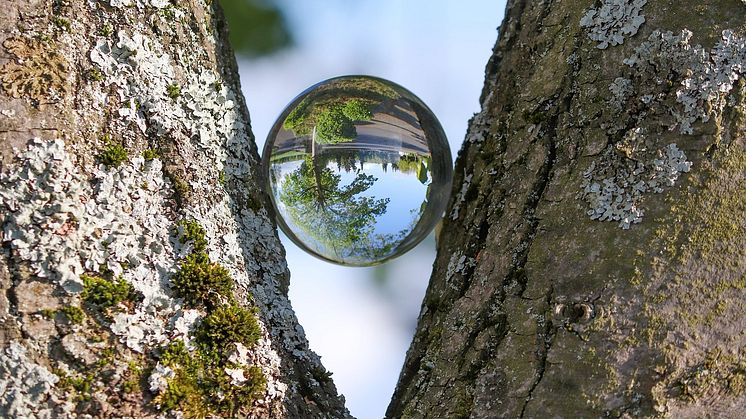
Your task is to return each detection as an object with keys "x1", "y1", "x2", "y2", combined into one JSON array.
[{"x1": 261, "y1": 75, "x2": 452, "y2": 266}]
